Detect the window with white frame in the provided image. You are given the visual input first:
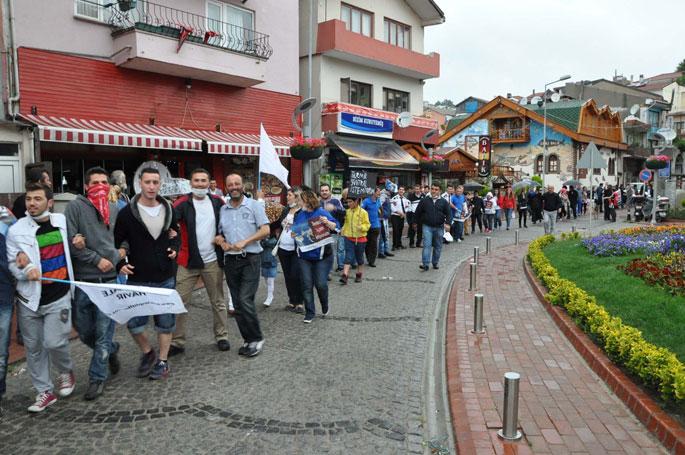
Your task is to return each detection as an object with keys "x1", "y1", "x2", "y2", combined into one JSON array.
[
  {"x1": 535, "y1": 155, "x2": 544, "y2": 174},
  {"x1": 547, "y1": 154, "x2": 559, "y2": 174},
  {"x1": 74, "y1": 0, "x2": 115, "y2": 22},
  {"x1": 207, "y1": 1, "x2": 255, "y2": 50}
]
